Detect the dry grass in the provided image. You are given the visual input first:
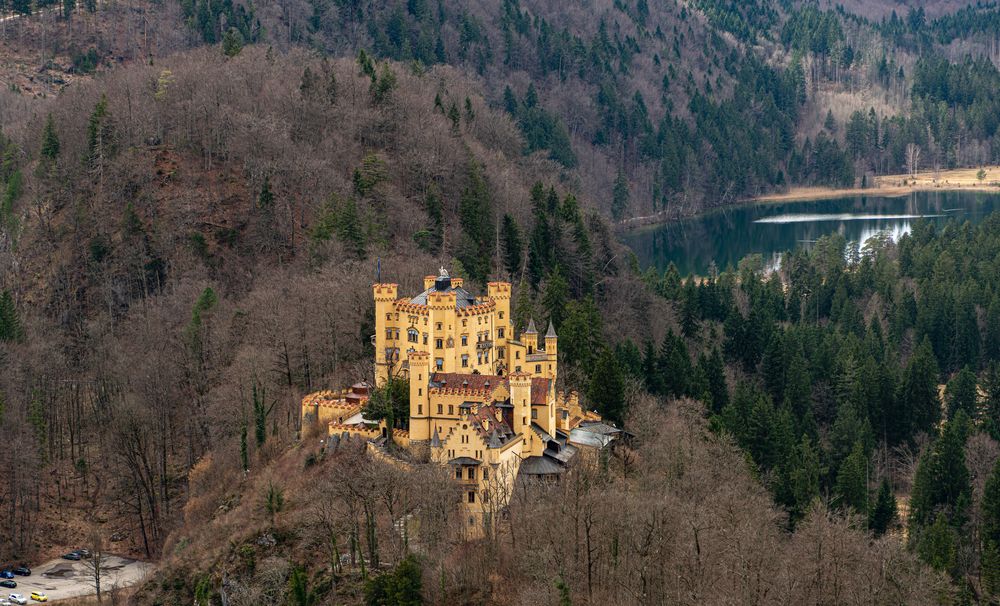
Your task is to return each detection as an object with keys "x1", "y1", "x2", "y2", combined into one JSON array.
[{"x1": 755, "y1": 166, "x2": 1000, "y2": 203}]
